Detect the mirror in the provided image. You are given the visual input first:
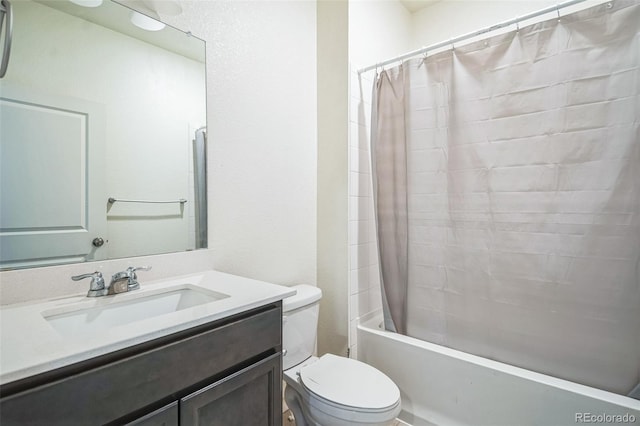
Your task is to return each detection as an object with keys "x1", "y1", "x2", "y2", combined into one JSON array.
[{"x1": 0, "y1": 0, "x2": 207, "y2": 270}]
